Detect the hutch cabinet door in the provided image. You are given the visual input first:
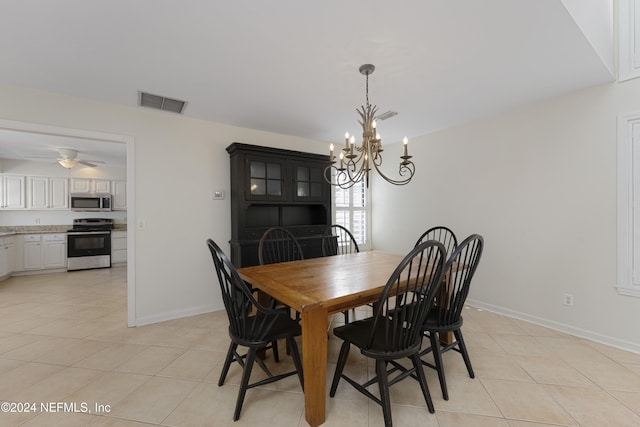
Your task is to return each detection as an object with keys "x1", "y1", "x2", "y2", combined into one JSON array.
[
  {"x1": 292, "y1": 160, "x2": 326, "y2": 202},
  {"x1": 245, "y1": 156, "x2": 287, "y2": 201}
]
